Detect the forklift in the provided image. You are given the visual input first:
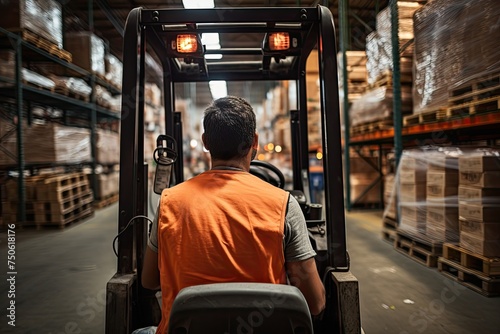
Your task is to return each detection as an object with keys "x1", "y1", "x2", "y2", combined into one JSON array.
[{"x1": 106, "y1": 5, "x2": 361, "y2": 334}]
